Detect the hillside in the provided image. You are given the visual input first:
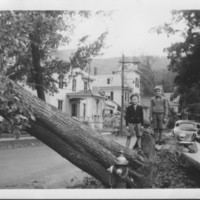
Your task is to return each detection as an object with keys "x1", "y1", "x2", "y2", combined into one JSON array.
[
  {"x1": 90, "y1": 56, "x2": 170, "y2": 75},
  {"x1": 54, "y1": 49, "x2": 170, "y2": 74},
  {"x1": 90, "y1": 57, "x2": 120, "y2": 75},
  {"x1": 55, "y1": 49, "x2": 175, "y2": 93},
  {"x1": 151, "y1": 56, "x2": 170, "y2": 71}
]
